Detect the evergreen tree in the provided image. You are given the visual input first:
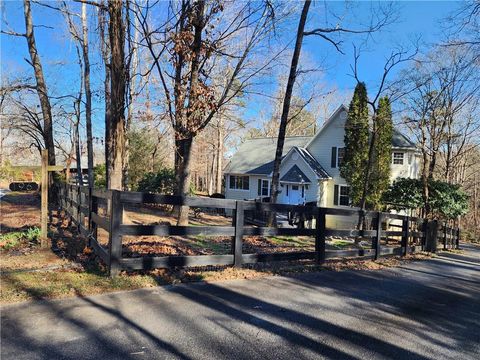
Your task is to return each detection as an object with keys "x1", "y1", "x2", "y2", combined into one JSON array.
[
  {"x1": 369, "y1": 96, "x2": 393, "y2": 208},
  {"x1": 340, "y1": 82, "x2": 370, "y2": 206}
]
